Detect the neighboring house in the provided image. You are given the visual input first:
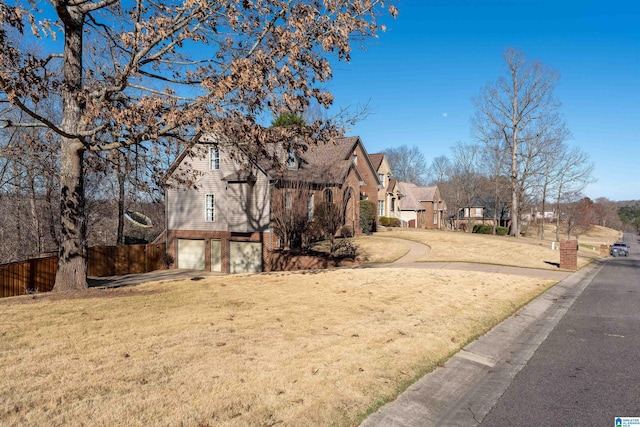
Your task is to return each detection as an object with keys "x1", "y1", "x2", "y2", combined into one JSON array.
[
  {"x1": 450, "y1": 206, "x2": 486, "y2": 231},
  {"x1": 369, "y1": 153, "x2": 402, "y2": 219},
  {"x1": 397, "y1": 182, "x2": 447, "y2": 229},
  {"x1": 164, "y1": 135, "x2": 379, "y2": 274},
  {"x1": 522, "y1": 210, "x2": 556, "y2": 222}
]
